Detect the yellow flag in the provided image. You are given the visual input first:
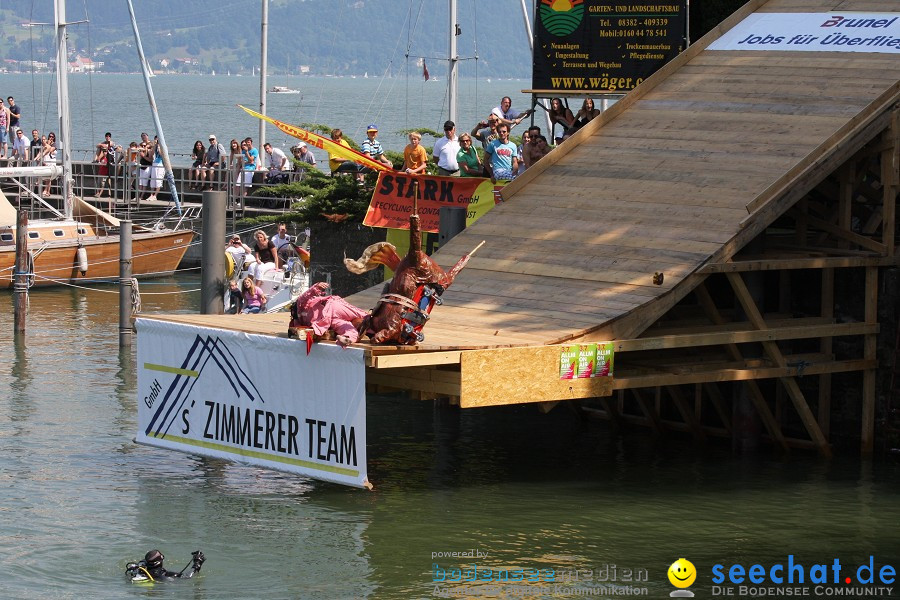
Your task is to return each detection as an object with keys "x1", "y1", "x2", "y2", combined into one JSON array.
[{"x1": 237, "y1": 105, "x2": 392, "y2": 173}]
